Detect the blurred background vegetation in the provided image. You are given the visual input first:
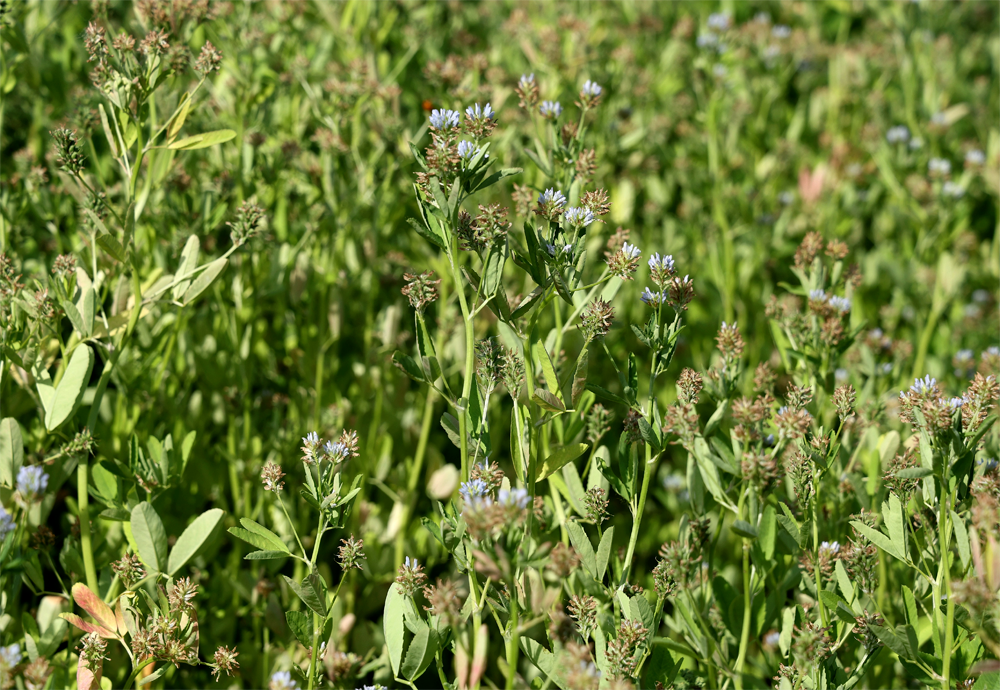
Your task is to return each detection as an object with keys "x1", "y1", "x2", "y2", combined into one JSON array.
[{"x1": 0, "y1": 1, "x2": 997, "y2": 687}]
